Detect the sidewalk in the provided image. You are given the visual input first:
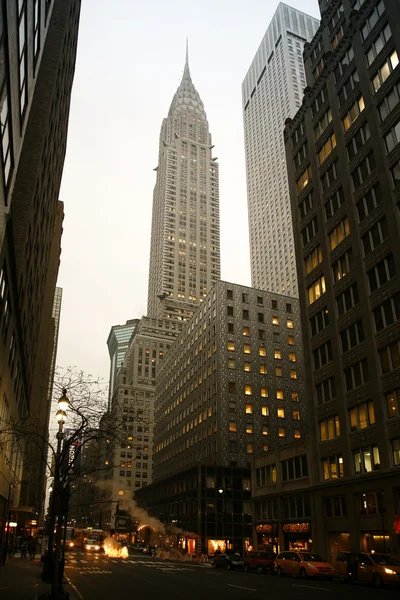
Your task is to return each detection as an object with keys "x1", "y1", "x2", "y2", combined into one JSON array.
[{"x1": 0, "y1": 554, "x2": 79, "y2": 599}]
